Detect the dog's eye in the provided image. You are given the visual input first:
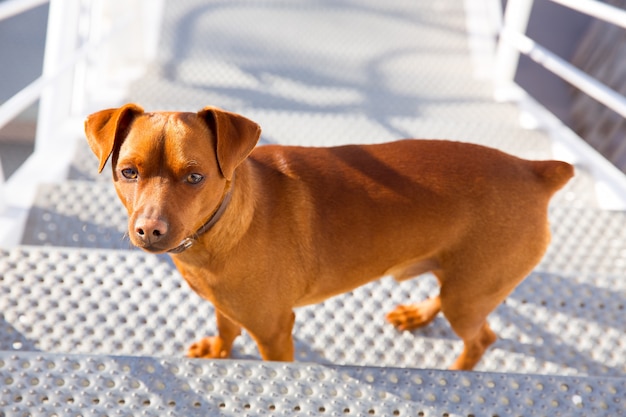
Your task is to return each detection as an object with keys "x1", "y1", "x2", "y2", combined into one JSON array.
[
  {"x1": 121, "y1": 168, "x2": 138, "y2": 180},
  {"x1": 186, "y1": 173, "x2": 204, "y2": 184}
]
